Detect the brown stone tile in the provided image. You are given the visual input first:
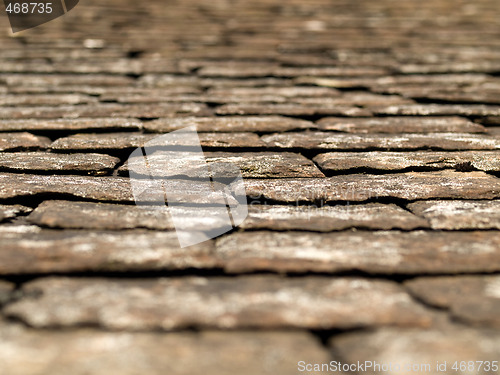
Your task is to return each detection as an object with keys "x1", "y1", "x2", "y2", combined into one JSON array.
[
  {"x1": 0, "y1": 227, "x2": 216, "y2": 274},
  {"x1": 51, "y1": 132, "x2": 266, "y2": 150},
  {"x1": 216, "y1": 104, "x2": 371, "y2": 117},
  {"x1": 0, "y1": 118, "x2": 142, "y2": 131},
  {"x1": 262, "y1": 132, "x2": 500, "y2": 150},
  {"x1": 26, "y1": 200, "x2": 242, "y2": 232},
  {"x1": 291, "y1": 93, "x2": 414, "y2": 107},
  {"x1": 137, "y1": 74, "x2": 201, "y2": 88},
  {"x1": 0, "y1": 173, "x2": 234, "y2": 204},
  {"x1": 51, "y1": 133, "x2": 154, "y2": 151},
  {"x1": 121, "y1": 152, "x2": 323, "y2": 178},
  {"x1": 0, "y1": 133, "x2": 50, "y2": 151},
  {"x1": 375, "y1": 104, "x2": 500, "y2": 116},
  {"x1": 0, "y1": 74, "x2": 134, "y2": 87},
  {"x1": 27, "y1": 201, "x2": 174, "y2": 230},
  {"x1": 216, "y1": 230, "x2": 500, "y2": 274},
  {"x1": 273, "y1": 66, "x2": 389, "y2": 77},
  {"x1": 241, "y1": 203, "x2": 428, "y2": 231},
  {"x1": 0, "y1": 204, "x2": 32, "y2": 222},
  {"x1": 0, "y1": 323, "x2": 329, "y2": 375},
  {"x1": 0, "y1": 94, "x2": 97, "y2": 106},
  {"x1": 5, "y1": 276, "x2": 432, "y2": 329},
  {"x1": 406, "y1": 276, "x2": 500, "y2": 327},
  {"x1": 197, "y1": 63, "x2": 280, "y2": 78},
  {"x1": 200, "y1": 77, "x2": 293, "y2": 88},
  {"x1": 97, "y1": 87, "x2": 203, "y2": 102},
  {"x1": 144, "y1": 116, "x2": 315, "y2": 133},
  {"x1": 314, "y1": 151, "x2": 500, "y2": 172},
  {"x1": 0, "y1": 152, "x2": 119, "y2": 173},
  {"x1": 316, "y1": 116, "x2": 485, "y2": 134},
  {"x1": 408, "y1": 200, "x2": 500, "y2": 230},
  {"x1": 206, "y1": 86, "x2": 340, "y2": 98},
  {"x1": 245, "y1": 171, "x2": 500, "y2": 203},
  {"x1": 0, "y1": 103, "x2": 209, "y2": 119},
  {"x1": 330, "y1": 325, "x2": 500, "y2": 375}
]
